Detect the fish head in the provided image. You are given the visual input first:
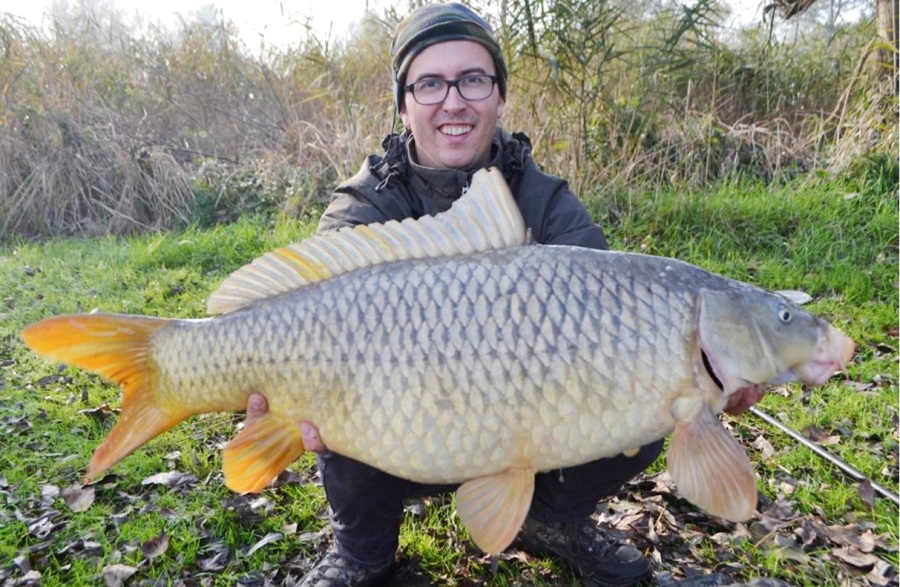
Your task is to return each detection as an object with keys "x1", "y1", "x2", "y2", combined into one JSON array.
[{"x1": 697, "y1": 288, "x2": 855, "y2": 397}]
